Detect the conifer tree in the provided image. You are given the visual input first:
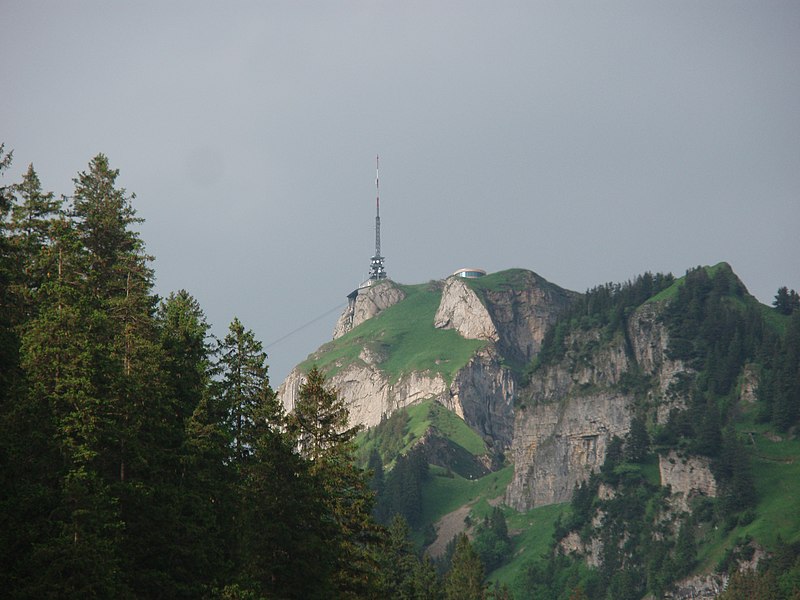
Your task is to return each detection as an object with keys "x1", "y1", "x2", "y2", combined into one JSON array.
[
  {"x1": 377, "y1": 515, "x2": 420, "y2": 599},
  {"x1": 217, "y1": 317, "x2": 269, "y2": 463},
  {"x1": 237, "y1": 369, "x2": 330, "y2": 598},
  {"x1": 290, "y1": 366, "x2": 382, "y2": 597},
  {"x1": 155, "y1": 291, "x2": 228, "y2": 596},
  {"x1": 16, "y1": 186, "x2": 130, "y2": 597},
  {"x1": 444, "y1": 534, "x2": 486, "y2": 600},
  {"x1": 215, "y1": 326, "x2": 332, "y2": 598},
  {"x1": 9, "y1": 163, "x2": 61, "y2": 317}
]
